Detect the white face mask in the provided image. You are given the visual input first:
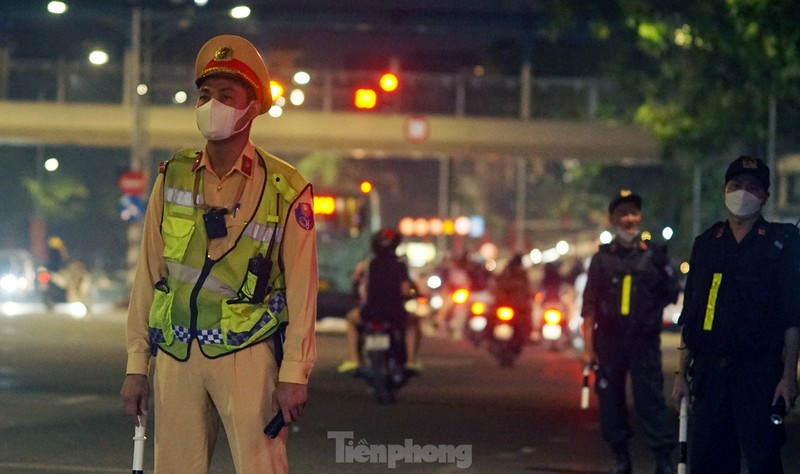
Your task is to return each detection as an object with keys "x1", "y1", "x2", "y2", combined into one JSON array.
[
  {"x1": 195, "y1": 98, "x2": 254, "y2": 141},
  {"x1": 725, "y1": 189, "x2": 763, "y2": 217},
  {"x1": 614, "y1": 226, "x2": 638, "y2": 243}
]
